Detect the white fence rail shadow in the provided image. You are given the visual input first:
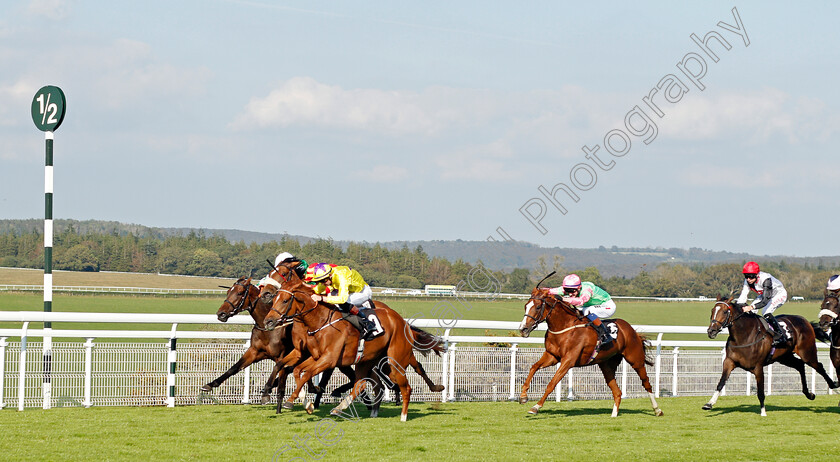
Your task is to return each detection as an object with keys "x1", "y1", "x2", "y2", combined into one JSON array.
[{"x1": 0, "y1": 312, "x2": 834, "y2": 410}]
